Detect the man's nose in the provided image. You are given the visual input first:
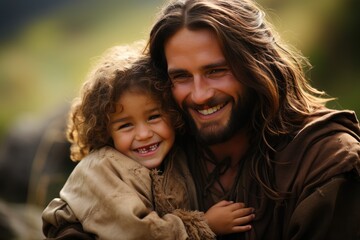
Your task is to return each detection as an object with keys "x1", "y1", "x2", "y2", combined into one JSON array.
[
  {"x1": 135, "y1": 124, "x2": 153, "y2": 141},
  {"x1": 191, "y1": 75, "x2": 214, "y2": 105}
]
